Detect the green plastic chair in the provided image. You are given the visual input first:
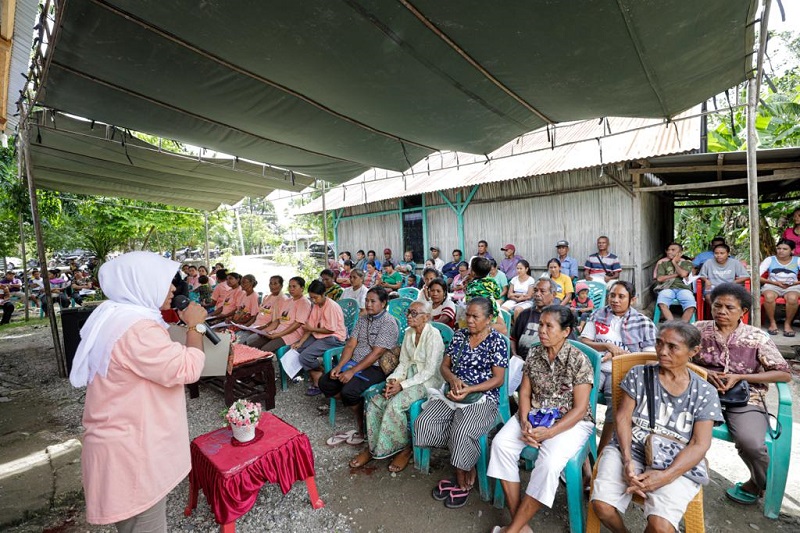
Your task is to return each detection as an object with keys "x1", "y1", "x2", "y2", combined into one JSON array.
[
  {"x1": 491, "y1": 340, "x2": 602, "y2": 533},
  {"x1": 713, "y1": 382, "x2": 793, "y2": 519},
  {"x1": 500, "y1": 309, "x2": 512, "y2": 333},
  {"x1": 387, "y1": 297, "x2": 413, "y2": 345},
  {"x1": 397, "y1": 287, "x2": 420, "y2": 300},
  {"x1": 337, "y1": 297, "x2": 360, "y2": 337},
  {"x1": 585, "y1": 280, "x2": 607, "y2": 310},
  {"x1": 652, "y1": 296, "x2": 696, "y2": 324},
  {"x1": 275, "y1": 344, "x2": 291, "y2": 391},
  {"x1": 409, "y1": 334, "x2": 511, "y2": 502}
]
